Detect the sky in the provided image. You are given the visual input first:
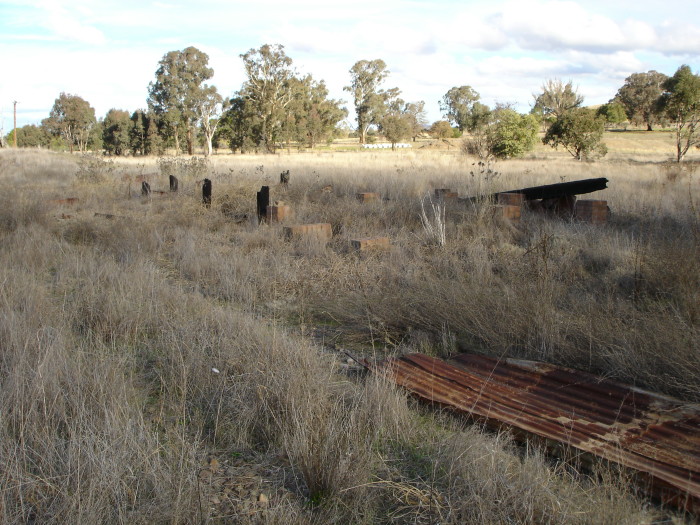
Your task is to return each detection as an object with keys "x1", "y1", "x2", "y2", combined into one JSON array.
[{"x1": 1, "y1": 0, "x2": 699, "y2": 131}]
